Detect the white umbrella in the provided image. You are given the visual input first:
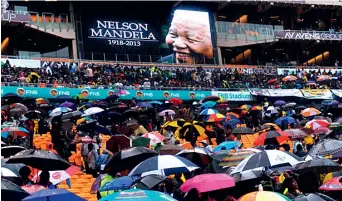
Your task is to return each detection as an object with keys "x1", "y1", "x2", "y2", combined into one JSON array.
[
  {"x1": 49, "y1": 107, "x2": 72, "y2": 117},
  {"x1": 265, "y1": 106, "x2": 279, "y2": 116},
  {"x1": 159, "y1": 109, "x2": 175, "y2": 116},
  {"x1": 1, "y1": 167, "x2": 18, "y2": 177},
  {"x1": 231, "y1": 150, "x2": 302, "y2": 175},
  {"x1": 82, "y1": 107, "x2": 104, "y2": 117}
]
